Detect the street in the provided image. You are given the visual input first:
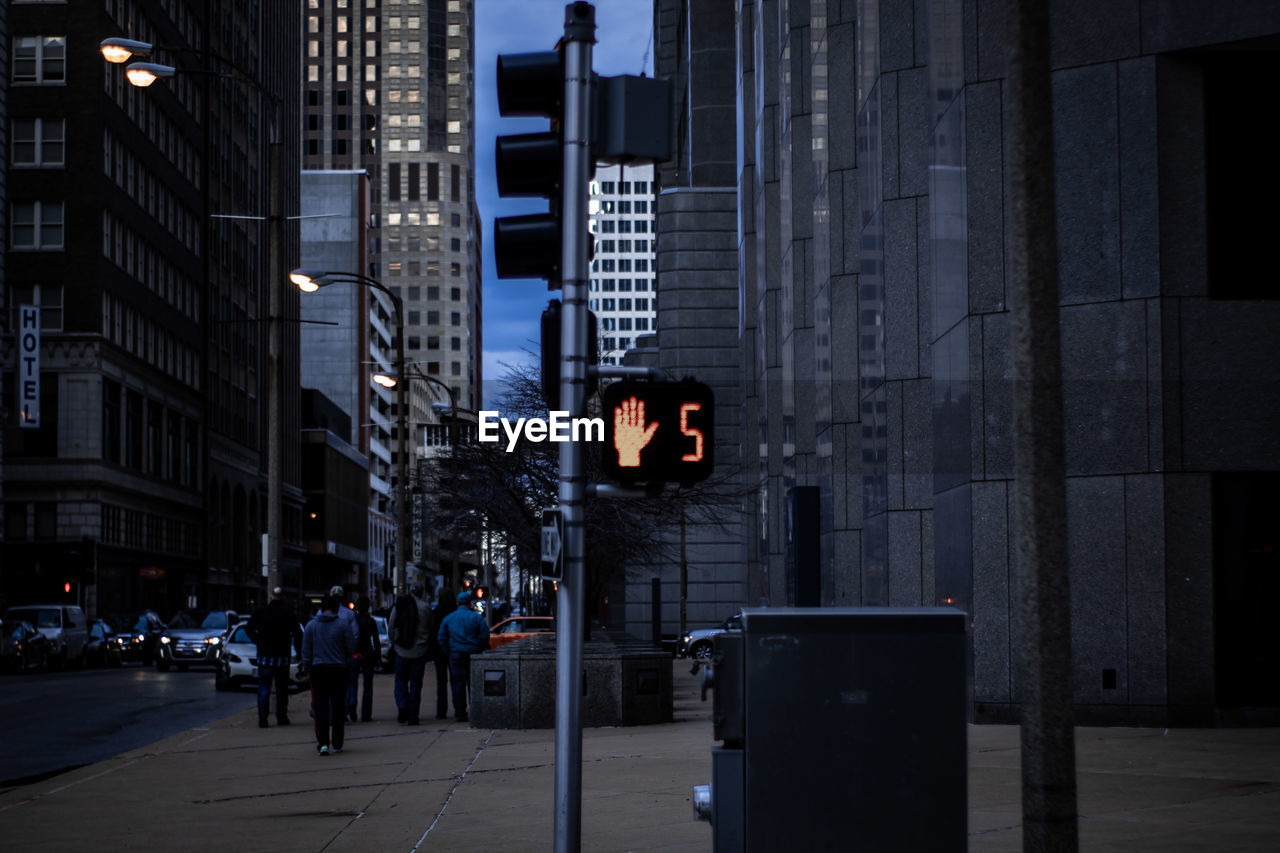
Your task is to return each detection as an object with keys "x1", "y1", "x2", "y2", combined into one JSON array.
[{"x1": 0, "y1": 663, "x2": 268, "y2": 785}]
